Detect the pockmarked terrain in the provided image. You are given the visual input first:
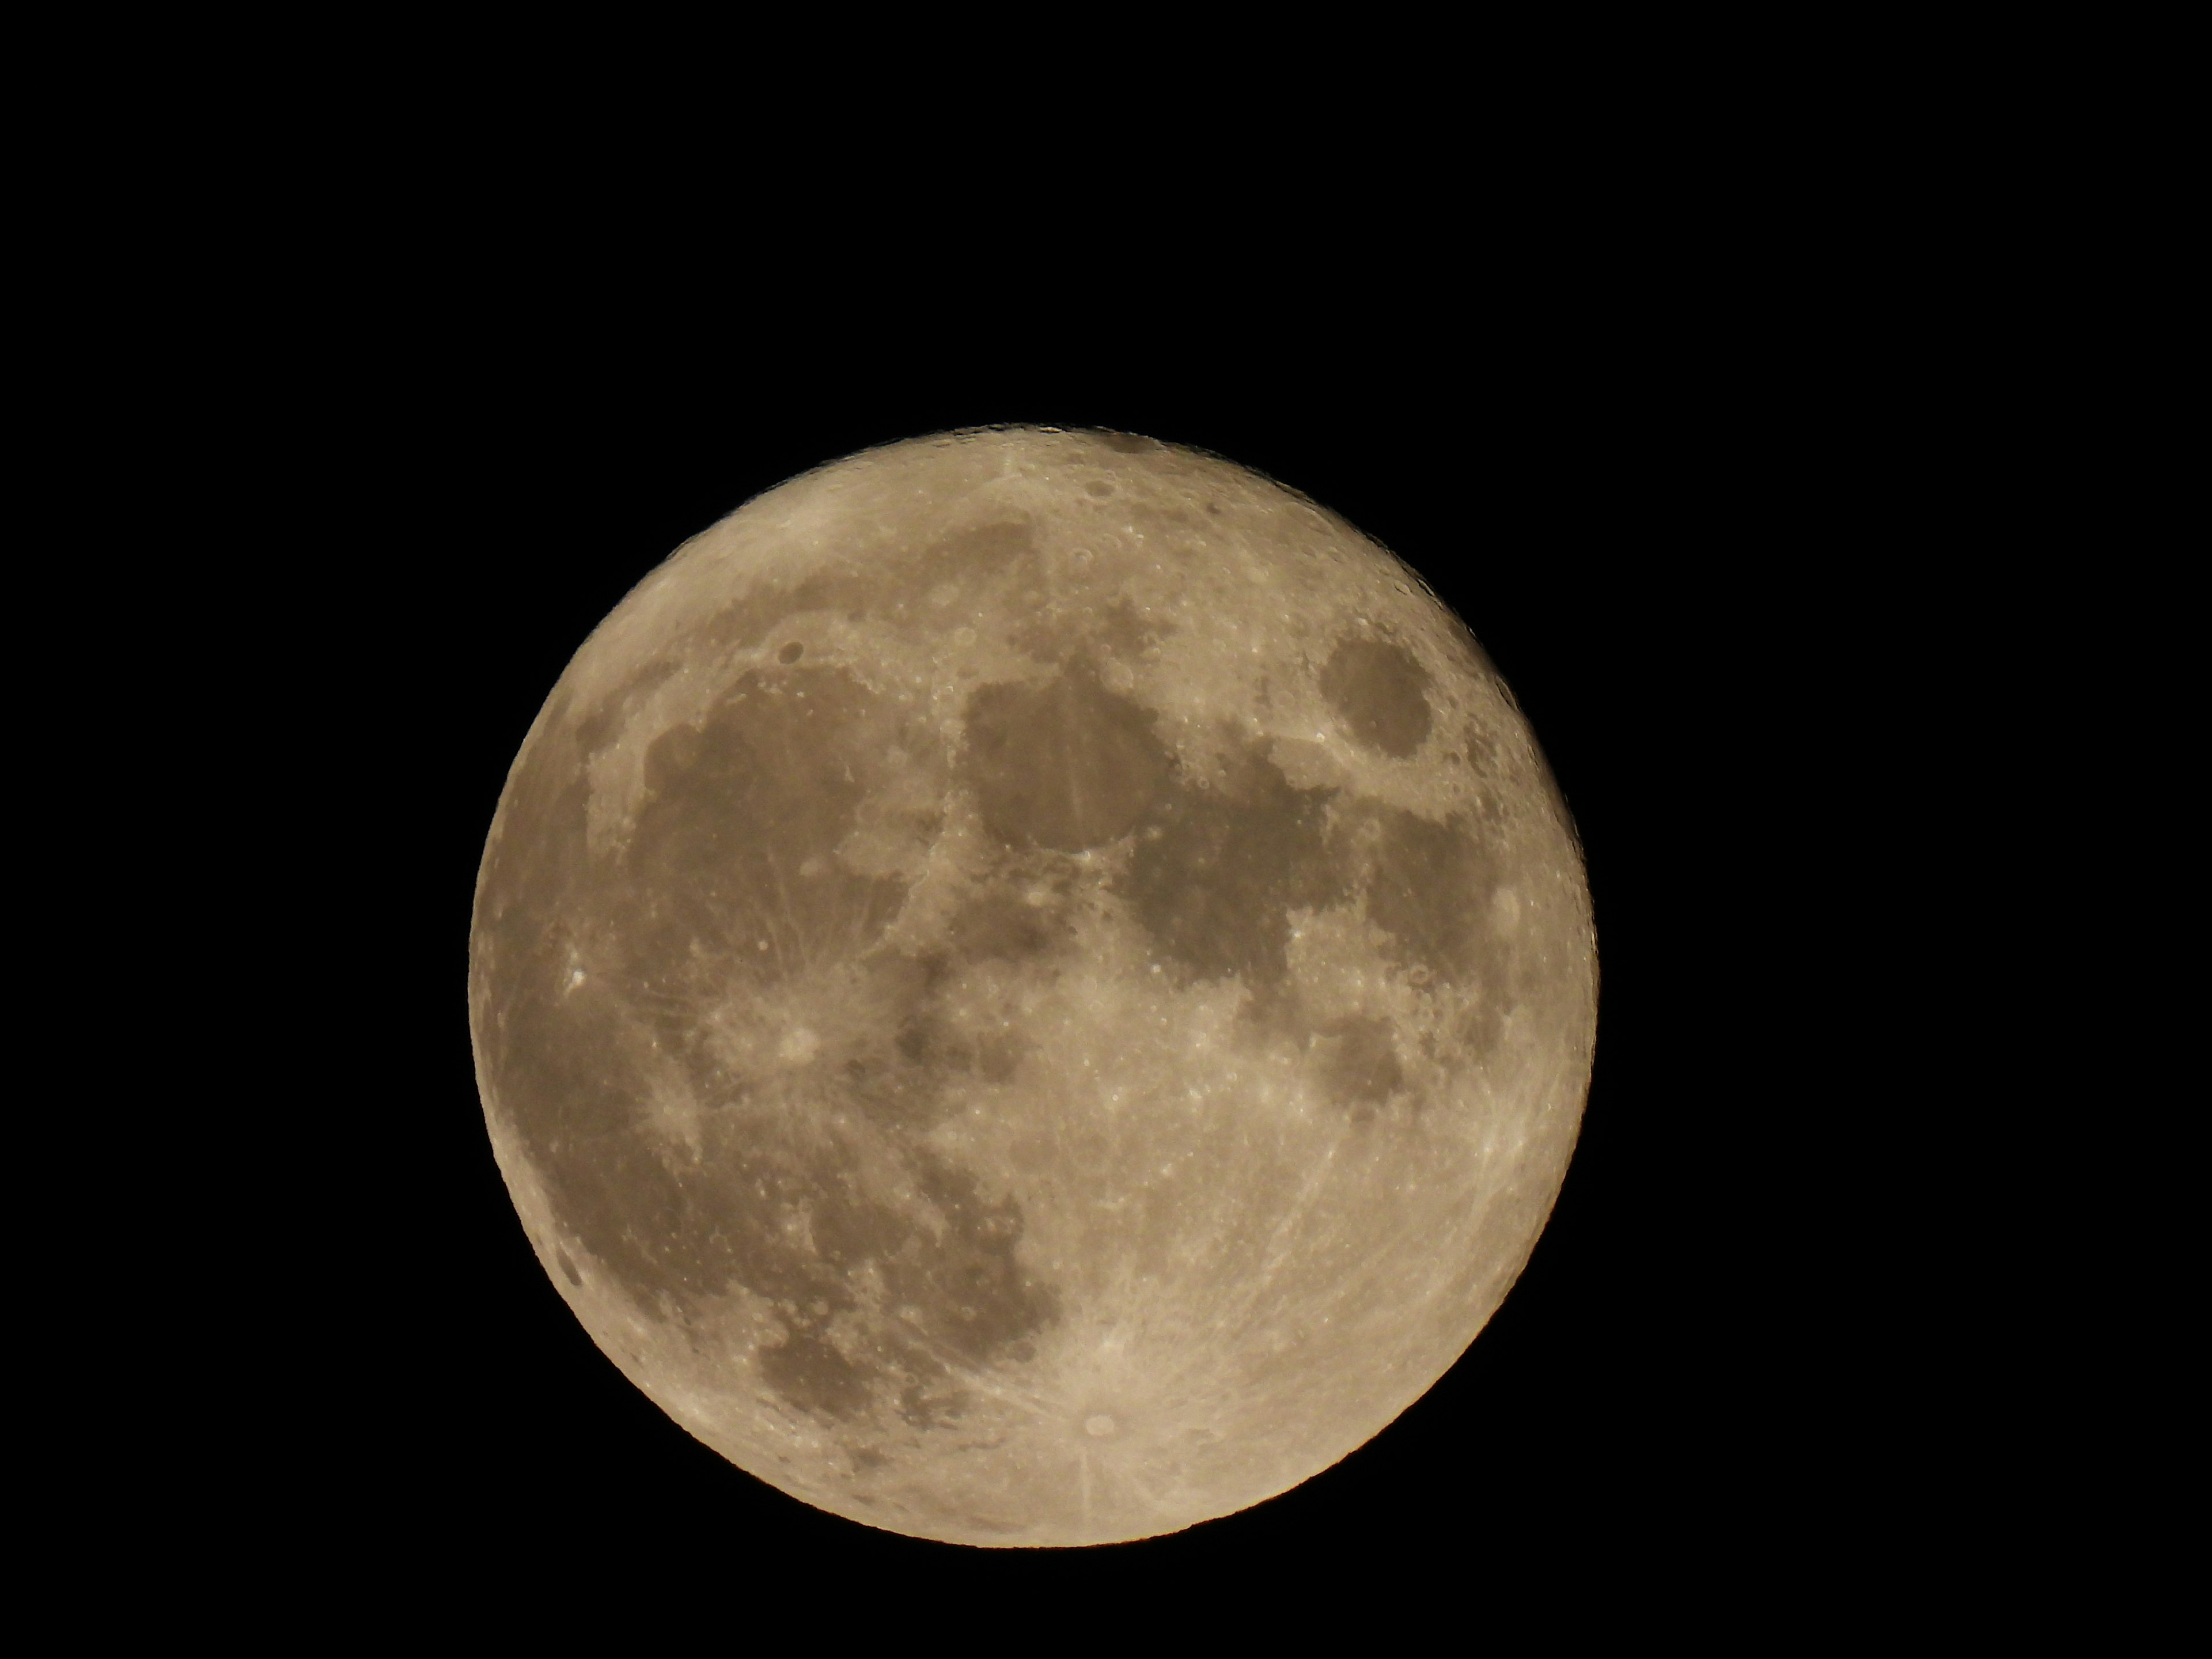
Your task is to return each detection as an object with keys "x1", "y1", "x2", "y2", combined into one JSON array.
[{"x1": 469, "y1": 429, "x2": 1597, "y2": 1545}]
